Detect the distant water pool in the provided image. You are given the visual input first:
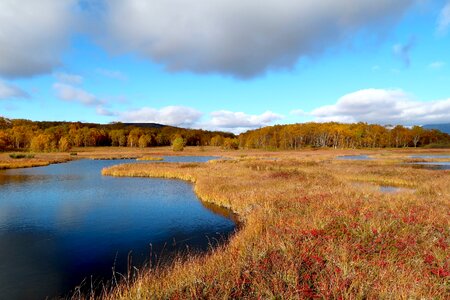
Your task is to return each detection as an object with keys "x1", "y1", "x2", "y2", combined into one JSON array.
[
  {"x1": 408, "y1": 161, "x2": 450, "y2": 170},
  {"x1": 0, "y1": 157, "x2": 234, "y2": 299},
  {"x1": 409, "y1": 155, "x2": 450, "y2": 159}
]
